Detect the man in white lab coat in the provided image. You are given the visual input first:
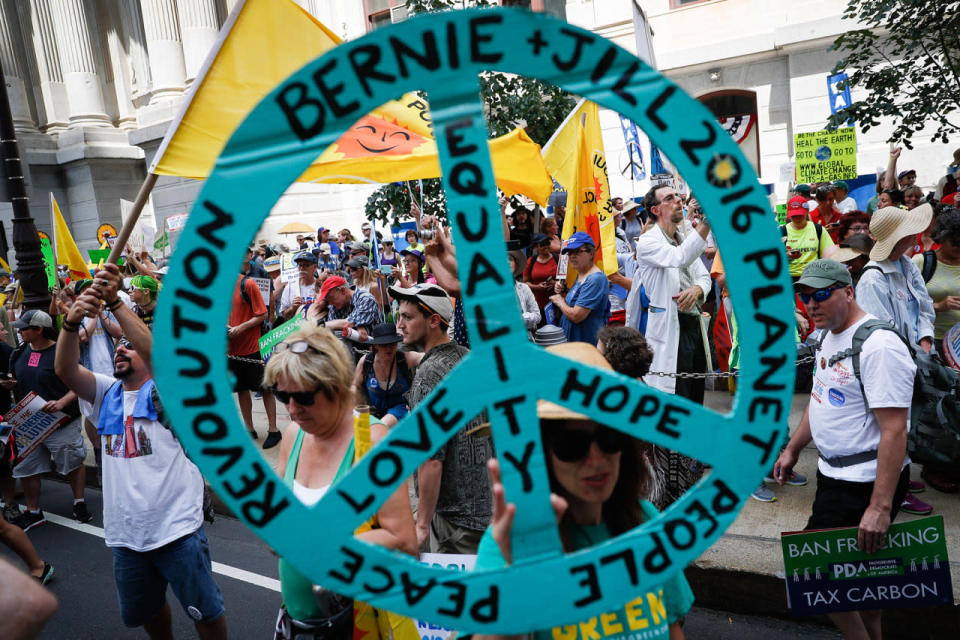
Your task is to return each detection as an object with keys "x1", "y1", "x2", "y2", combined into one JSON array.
[{"x1": 635, "y1": 184, "x2": 713, "y2": 403}]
